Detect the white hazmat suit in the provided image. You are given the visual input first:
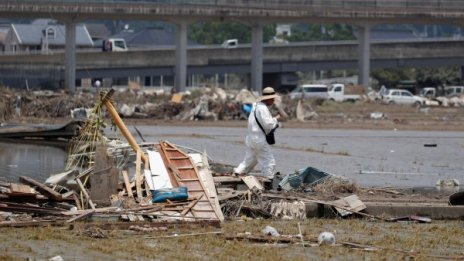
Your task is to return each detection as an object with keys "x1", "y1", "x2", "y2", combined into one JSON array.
[{"x1": 234, "y1": 101, "x2": 279, "y2": 178}]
